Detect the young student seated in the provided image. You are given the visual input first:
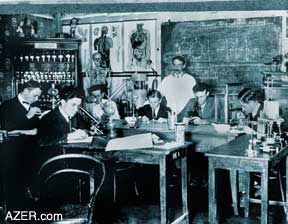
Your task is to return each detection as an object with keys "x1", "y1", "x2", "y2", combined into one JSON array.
[
  {"x1": 37, "y1": 86, "x2": 88, "y2": 147},
  {"x1": 178, "y1": 82, "x2": 224, "y2": 124},
  {"x1": 238, "y1": 87, "x2": 264, "y2": 122},
  {"x1": 137, "y1": 89, "x2": 171, "y2": 123}
]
